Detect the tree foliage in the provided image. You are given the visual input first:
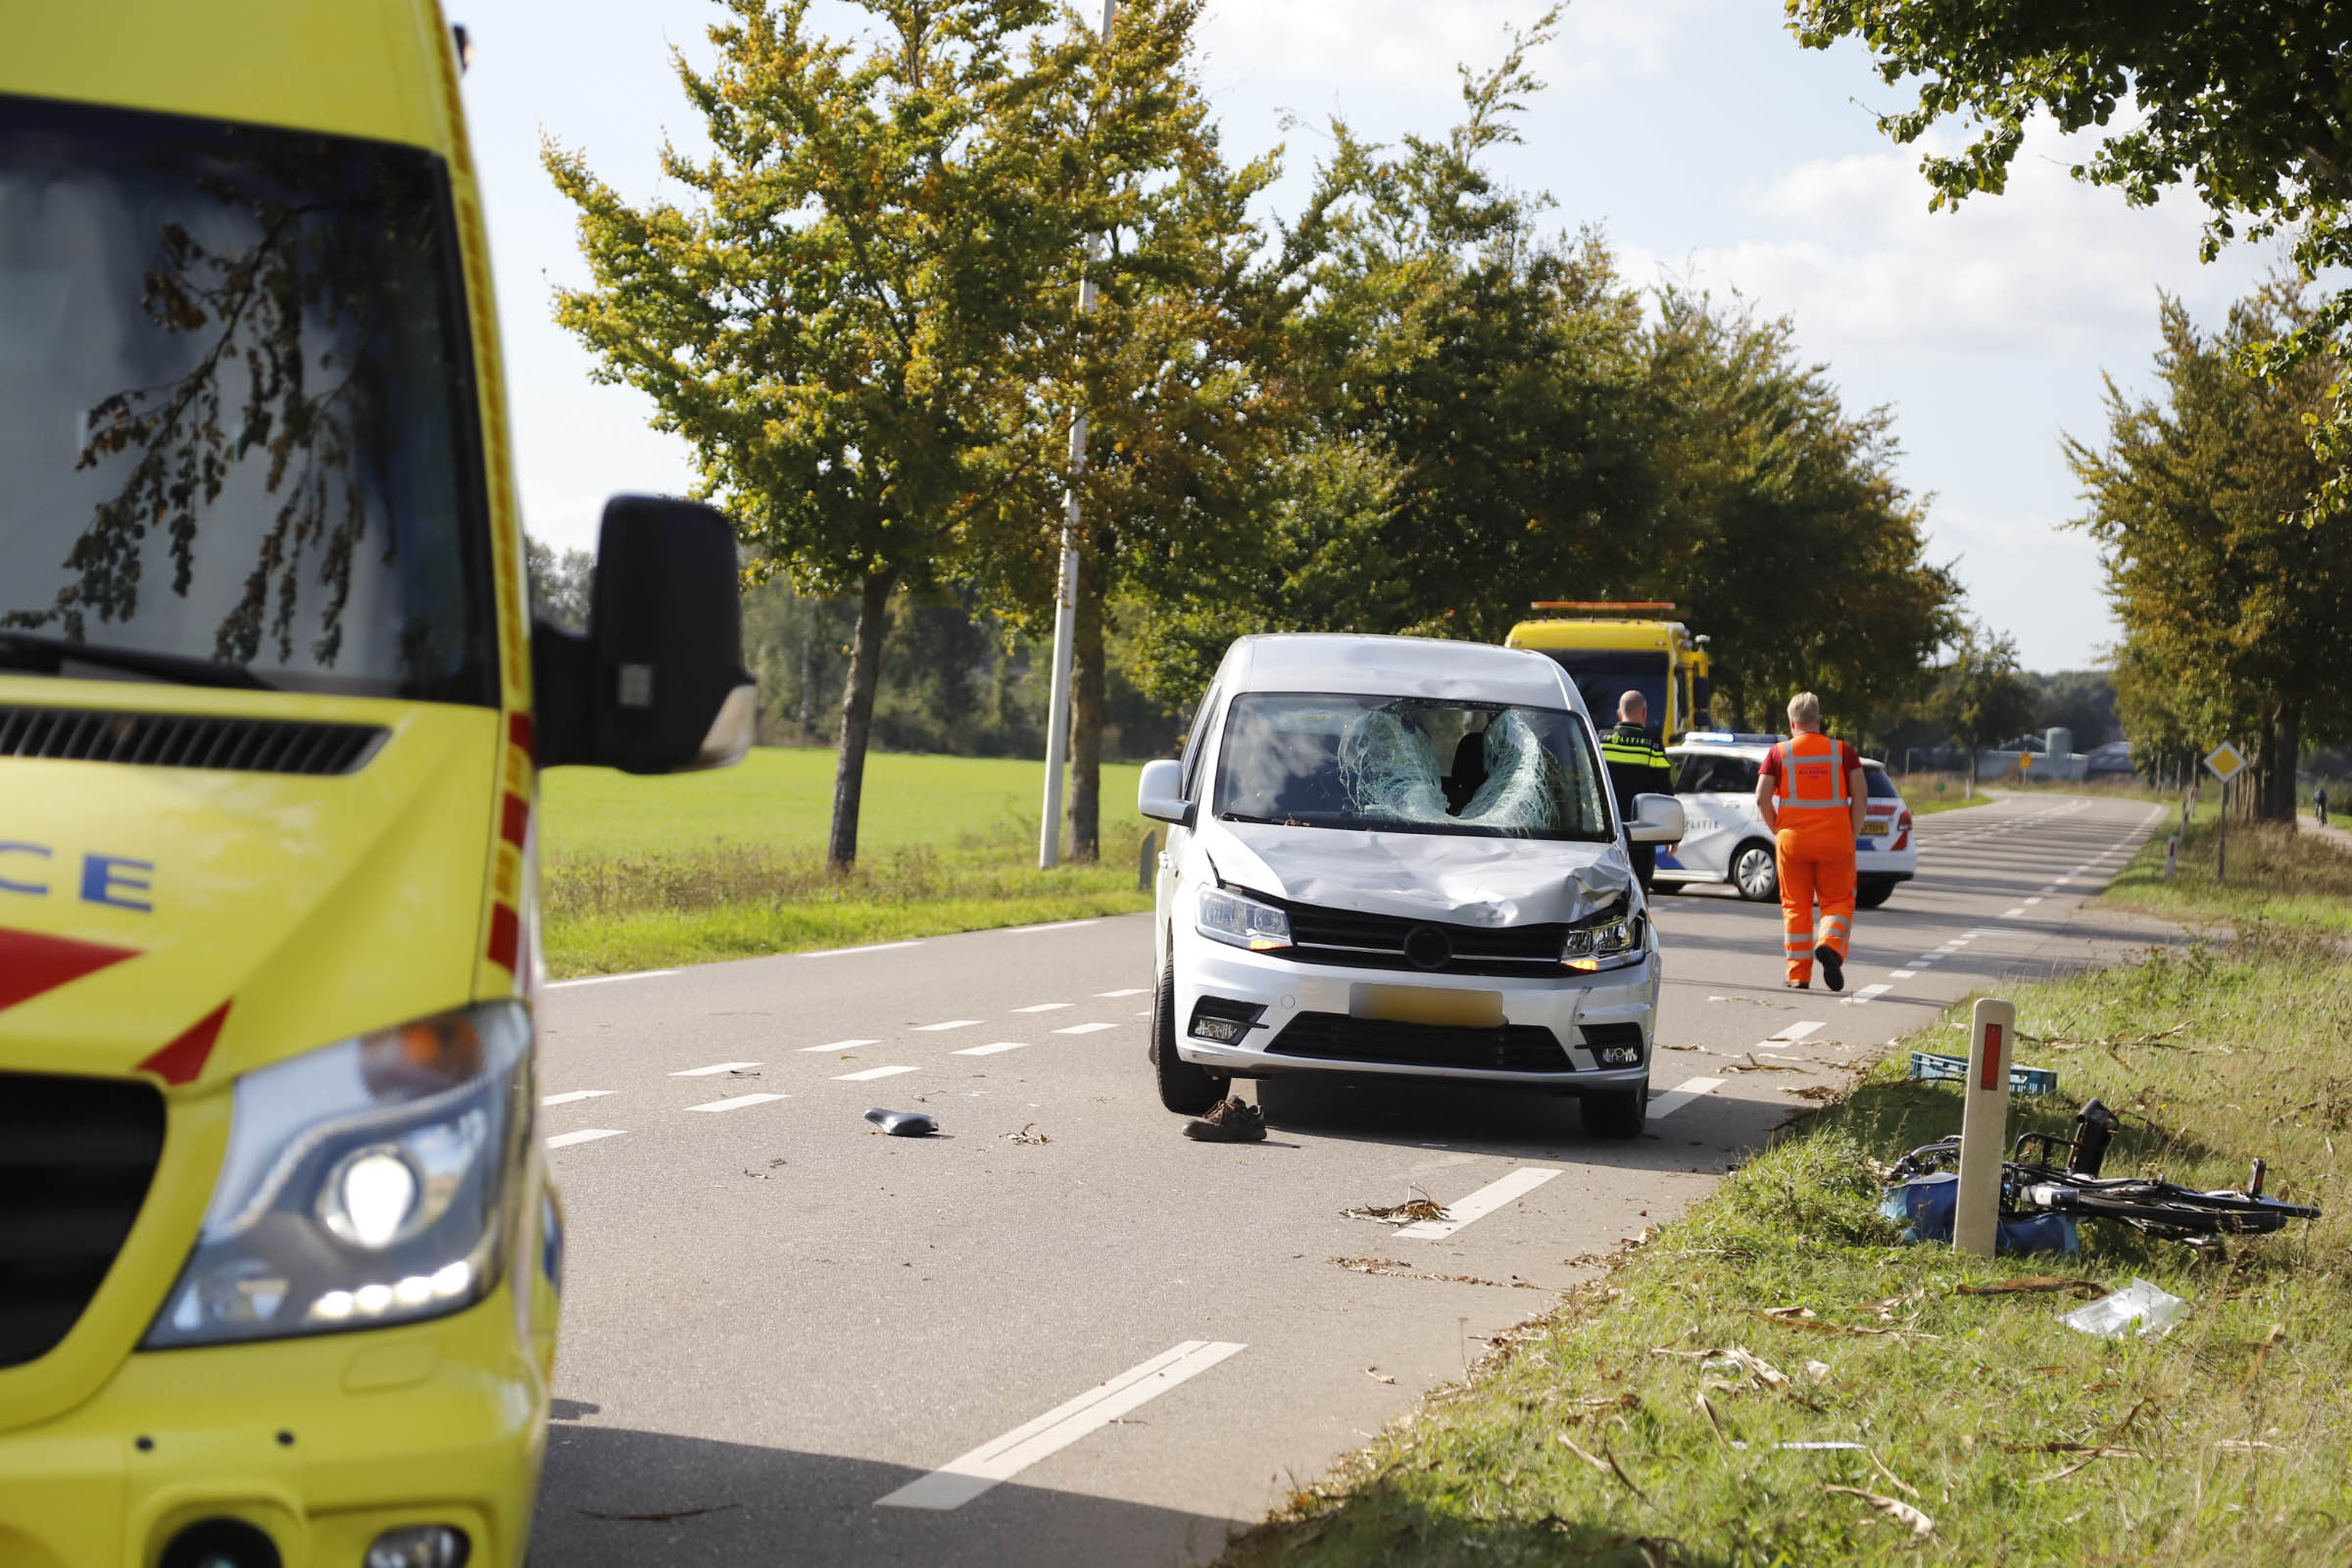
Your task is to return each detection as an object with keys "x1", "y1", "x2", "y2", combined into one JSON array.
[
  {"x1": 1786, "y1": 0, "x2": 2352, "y2": 521},
  {"x1": 1932, "y1": 621, "x2": 2035, "y2": 787},
  {"x1": 2068, "y1": 283, "x2": 2352, "y2": 816}
]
